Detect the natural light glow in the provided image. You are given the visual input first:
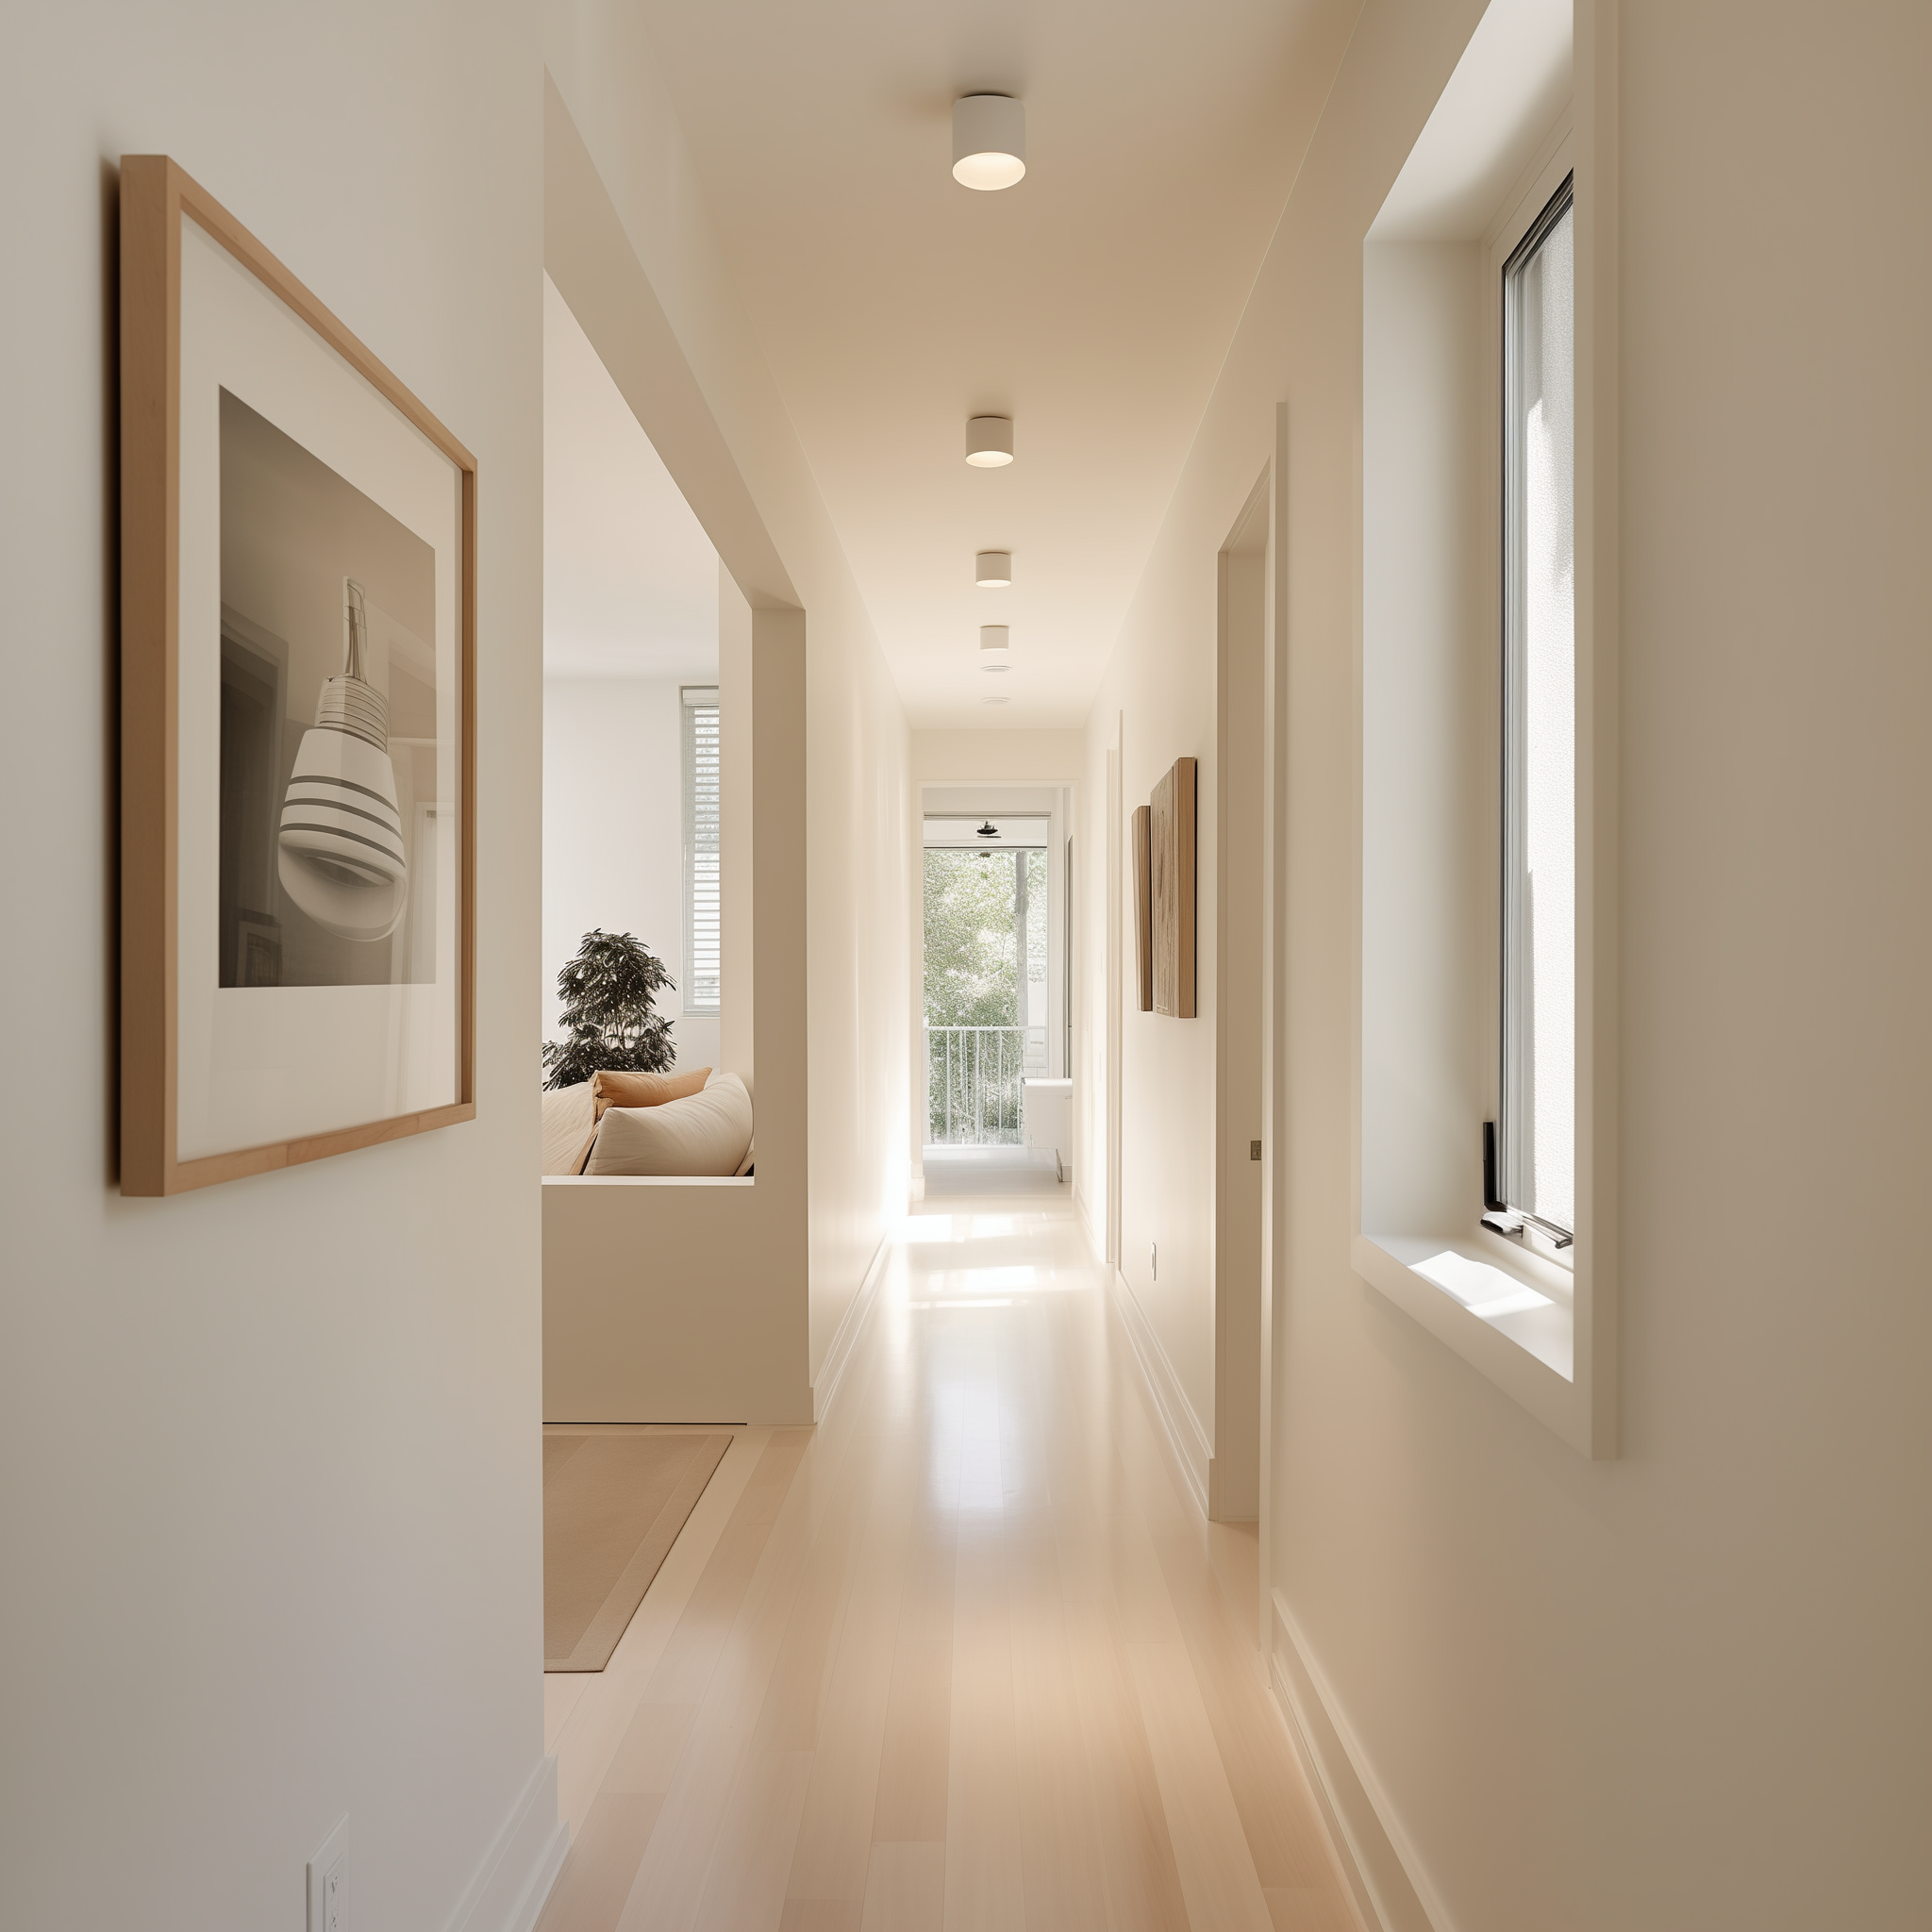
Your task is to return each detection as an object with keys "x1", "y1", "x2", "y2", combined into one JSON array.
[
  {"x1": 930, "y1": 1367, "x2": 1005, "y2": 1514},
  {"x1": 899, "y1": 1217, "x2": 959, "y2": 1243},
  {"x1": 1414, "y1": 1250, "x2": 1553, "y2": 1321},
  {"x1": 935, "y1": 1265, "x2": 1038, "y2": 1294},
  {"x1": 1502, "y1": 185, "x2": 1576, "y2": 1235}
]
